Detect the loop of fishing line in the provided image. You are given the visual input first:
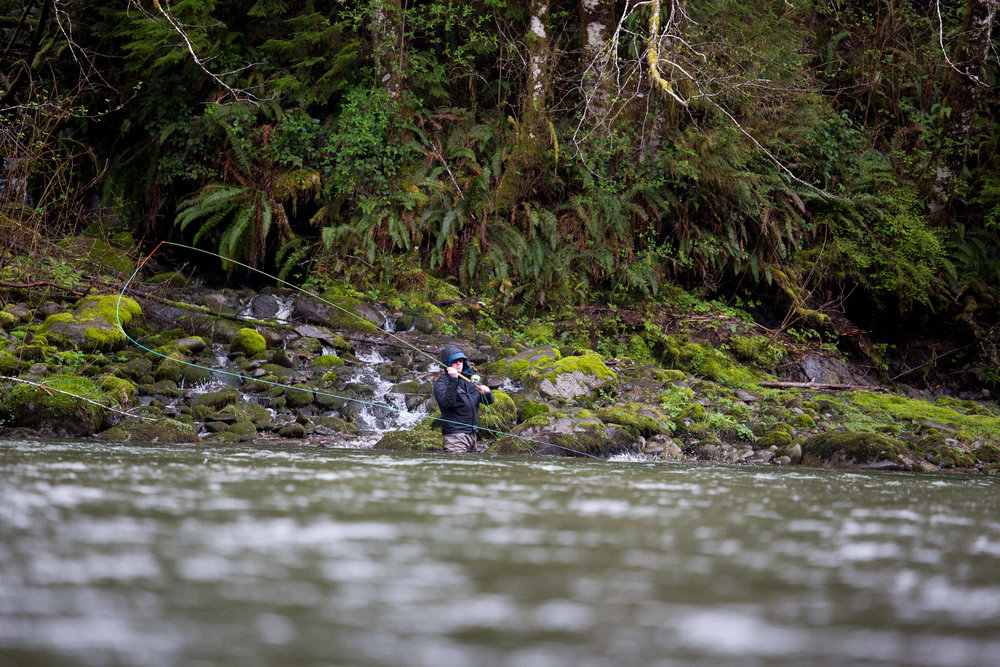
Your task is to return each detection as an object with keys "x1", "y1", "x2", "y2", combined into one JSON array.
[{"x1": 116, "y1": 241, "x2": 603, "y2": 460}]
